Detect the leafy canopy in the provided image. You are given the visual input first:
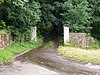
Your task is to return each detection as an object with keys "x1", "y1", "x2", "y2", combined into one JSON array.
[
  {"x1": 61, "y1": 0, "x2": 92, "y2": 33},
  {"x1": 1, "y1": 0, "x2": 41, "y2": 42}
]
